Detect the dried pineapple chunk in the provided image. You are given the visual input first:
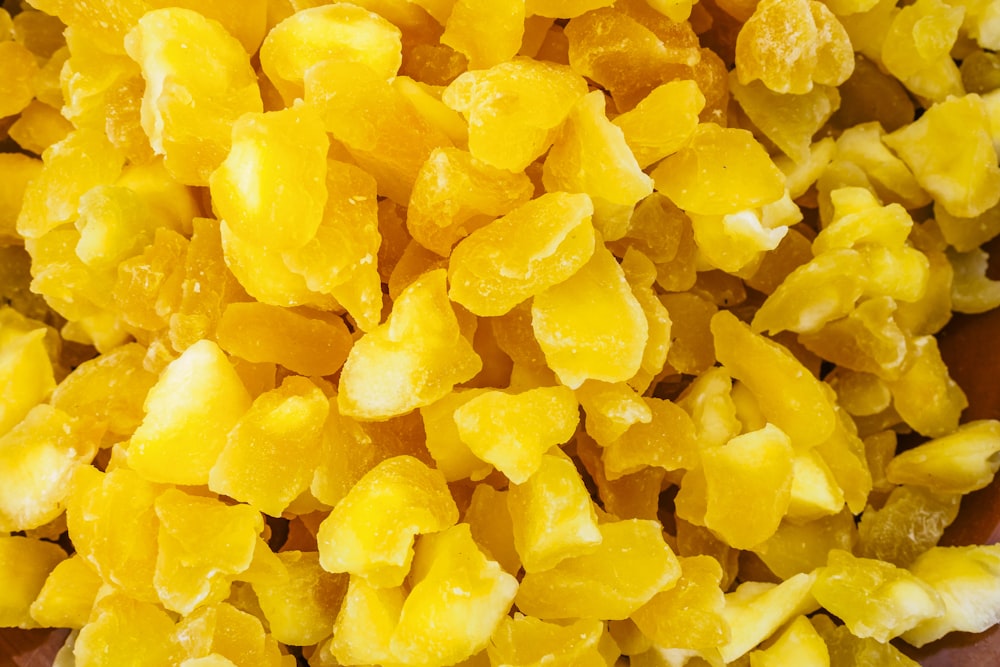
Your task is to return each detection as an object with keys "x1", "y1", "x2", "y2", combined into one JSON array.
[
  {"x1": 487, "y1": 615, "x2": 611, "y2": 666},
  {"x1": 74, "y1": 593, "x2": 181, "y2": 667},
  {"x1": 612, "y1": 80, "x2": 705, "y2": 169},
  {"x1": 252, "y1": 550, "x2": 347, "y2": 647},
  {"x1": 748, "y1": 615, "x2": 829, "y2": 667},
  {"x1": 885, "y1": 420, "x2": 1000, "y2": 494},
  {"x1": 0, "y1": 535, "x2": 65, "y2": 628},
  {"x1": 441, "y1": 0, "x2": 525, "y2": 69},
  {"x1": 720, "y1": 572, "x2": 819, "y2": 663},
  {"x1": 29, "y1": 554, "x2": 103, "y2": 630}
]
